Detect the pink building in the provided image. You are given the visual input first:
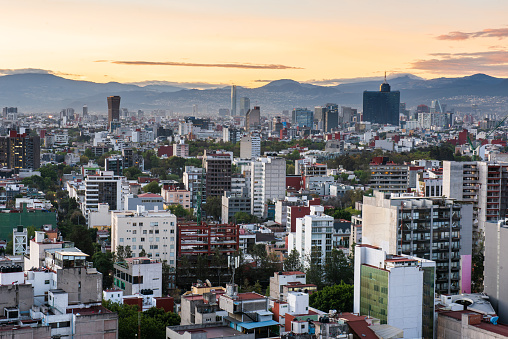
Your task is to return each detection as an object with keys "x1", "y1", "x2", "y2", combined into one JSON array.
[{"x1": 162, "y1": 187, "x2": 191, "y2": 209}]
